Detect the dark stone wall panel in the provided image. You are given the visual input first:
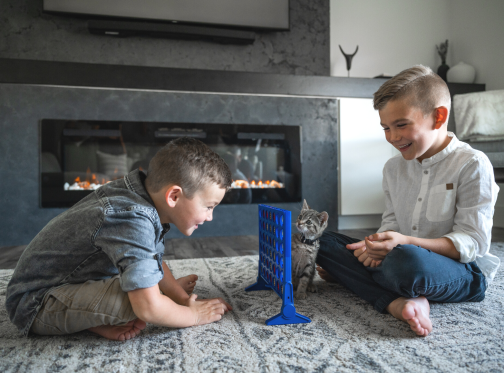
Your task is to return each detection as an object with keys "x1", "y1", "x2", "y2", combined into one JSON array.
[
  {"x1": 0, "y1": 0, "x2": 329, "y2": 76},
  {"x1": 0, "y1": 84, "x2": 338, "y2": 245}
]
